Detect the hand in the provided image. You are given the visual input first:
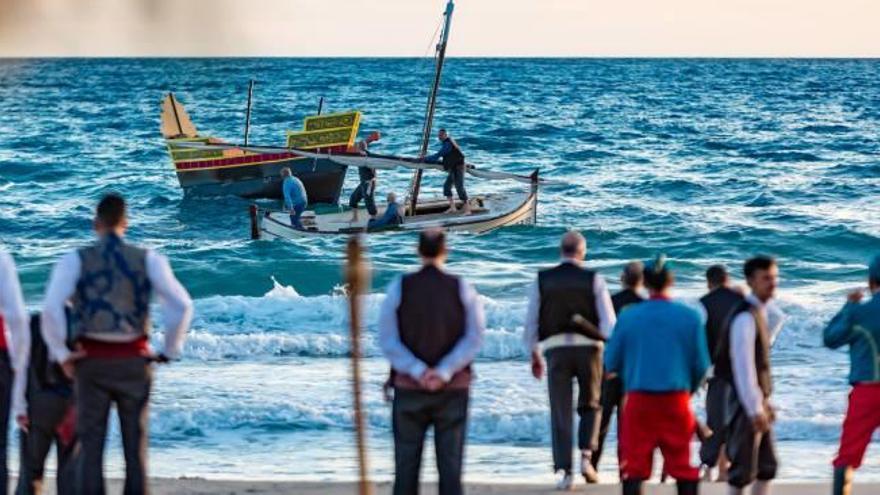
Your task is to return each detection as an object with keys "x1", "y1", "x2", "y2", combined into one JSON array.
[
  {"x1": 16, "y1": 415, "x2": 29, "y2": 433},
  {"x1": 60, "y1": 350, "x2": 87, "y2": 380},
  {"x1": 531, "y1": 350, "x2": 545, "y2": 380},
  {"x1": 419, "y1": 369, "x2": 446, "y2": 392},
  {"x1": 604, "y1": 372, "x2": 618, "y2": 381},
  {"x1": 752, "y1": 411, "x2": 771, "y2": 434},
  {"x1": 848, "y1": 289, "x2": 865, "y2": 304}
]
